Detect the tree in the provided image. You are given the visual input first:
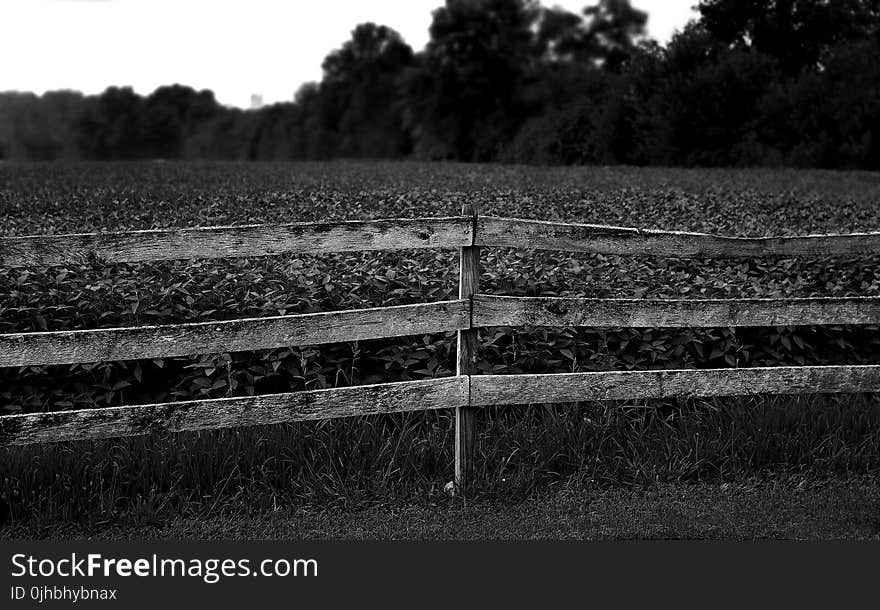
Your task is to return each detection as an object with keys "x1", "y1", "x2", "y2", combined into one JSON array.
[
  {"x1": 534, "y1": 0, "x2": 647, "y2": 69},
  {"x1": 698, "y1": 0, "x2": 880, "y2": 76},
  {"x1": 75, "y1": 87, "x2": 144, "y2": 160},
  {"x1": 319, "y1": 23, "x2": 414, "y2": 157},
  {"x1": 401, "y1": 0, "x2": 540, "y2": 160},
  {"x1": 582, "y1": 0, "x2": 648, "y2": 71},
  {"x1": 0, "y1": 91, "x2": 84, "y2": 160},
  {"x1": 625, "y1": 23, "x2": 781, "y2": 166},
  {"x1": 142, "y1": 85, "x2": 220, "y2": 158},
  {"x1": 535, "y1": 6, "x2": 588, "y2": 61},
  {"x1": 505, "y1": 0, "x2": 649, "y2": 164},
  {"x1": 755, "y1": 38, "x2": 880, "y2": 168}
]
